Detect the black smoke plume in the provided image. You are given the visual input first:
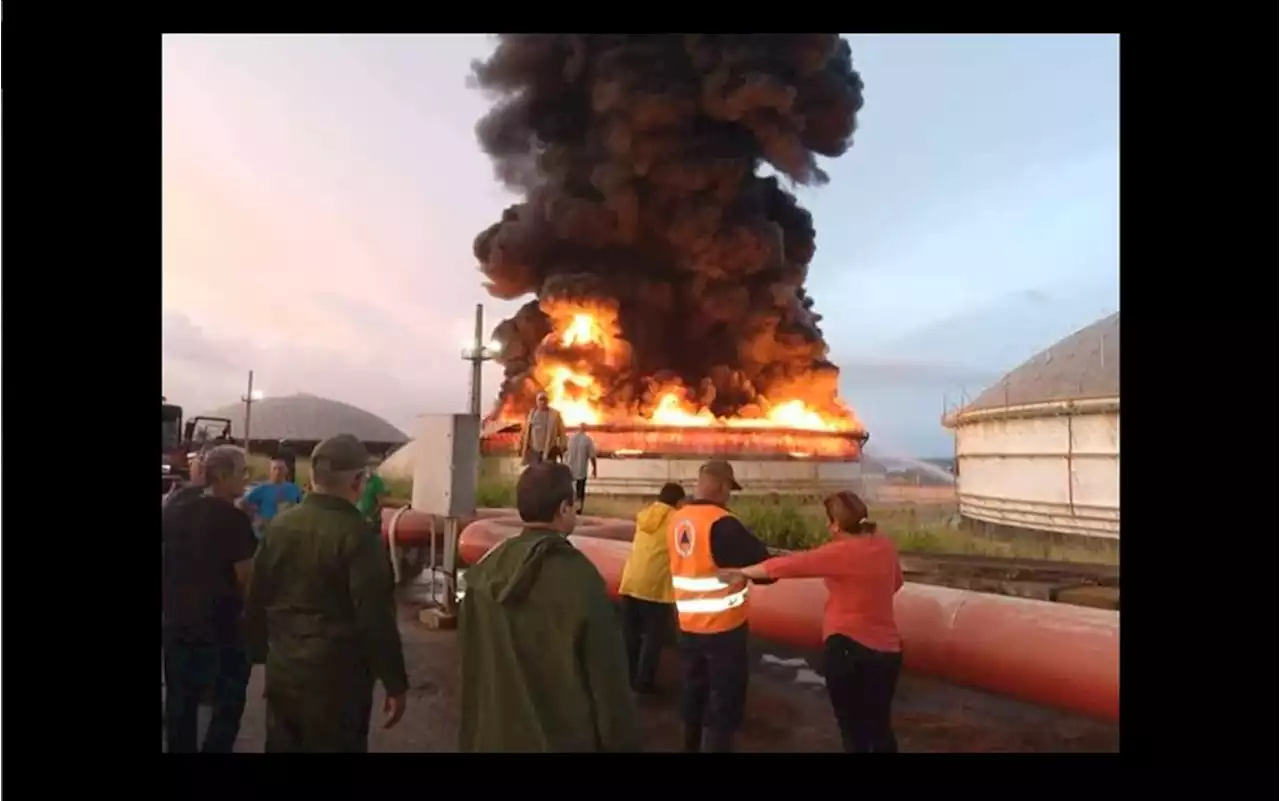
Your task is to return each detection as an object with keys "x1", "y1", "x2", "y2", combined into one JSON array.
[{"x1": 471, "y1": 34, "x2": 865, "y2": 420}]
